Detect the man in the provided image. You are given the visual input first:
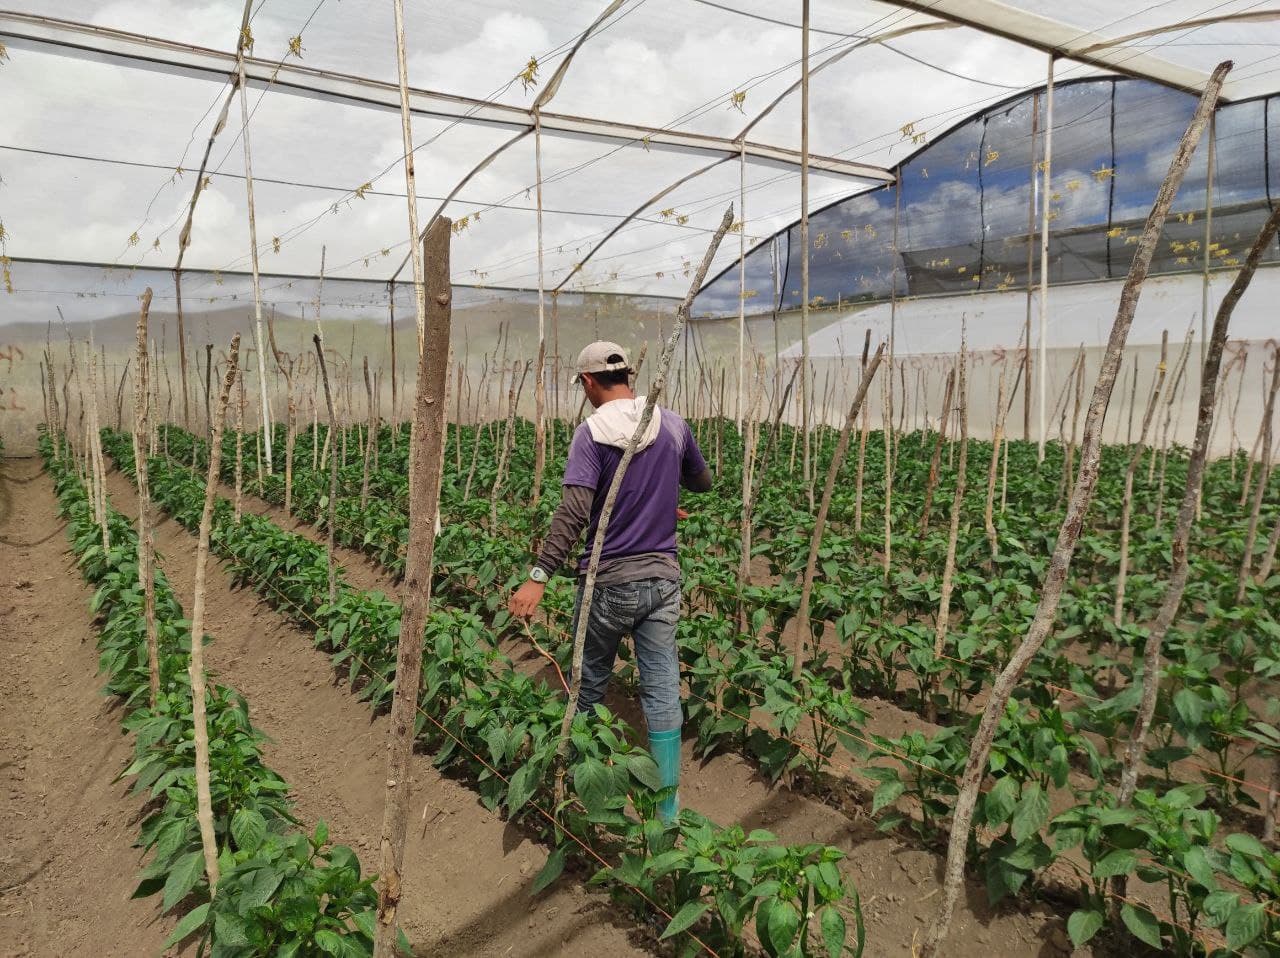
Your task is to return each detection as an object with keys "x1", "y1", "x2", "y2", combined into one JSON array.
[{"x1": 508, "y1": 341, "x2": 713, "y2": 820}]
